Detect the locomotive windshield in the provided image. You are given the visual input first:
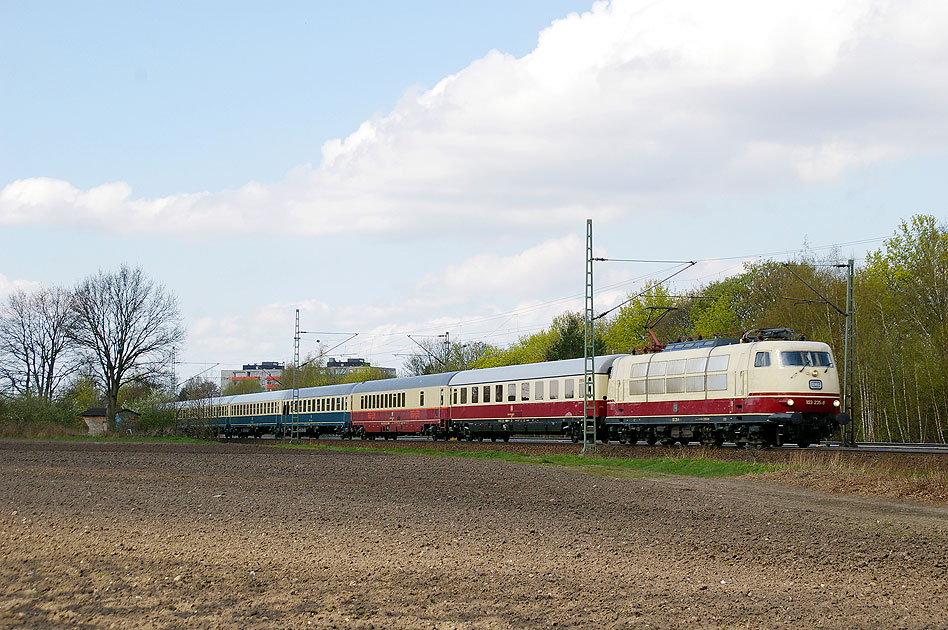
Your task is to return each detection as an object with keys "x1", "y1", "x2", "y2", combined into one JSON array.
[{"x1": 780, "y1": 351, "x2": 833, "y2": 368}]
